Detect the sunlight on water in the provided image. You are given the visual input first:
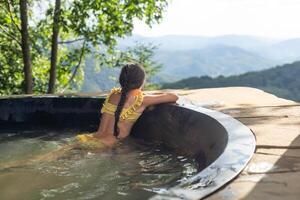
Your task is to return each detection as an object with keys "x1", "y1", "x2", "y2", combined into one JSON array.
[{"x1": 0, "y1": 132, "x2": 198, "y2": 200}]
